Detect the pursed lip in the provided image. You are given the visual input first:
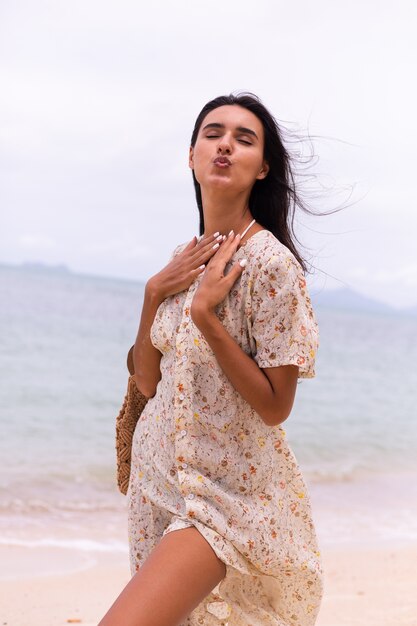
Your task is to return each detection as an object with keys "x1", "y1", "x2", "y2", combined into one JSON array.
[{"x1": 213, "y1": 156, "x2": 232, "y2": 166}]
